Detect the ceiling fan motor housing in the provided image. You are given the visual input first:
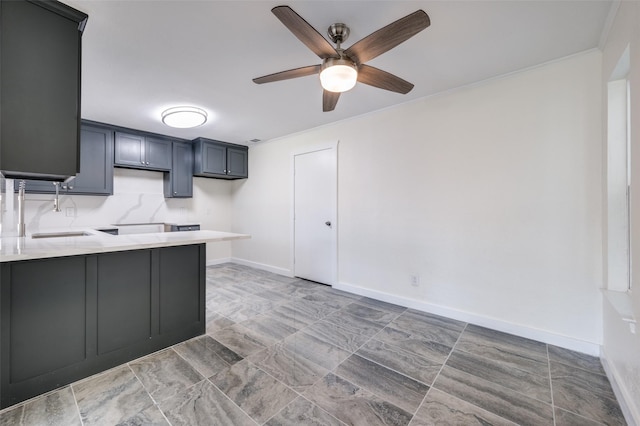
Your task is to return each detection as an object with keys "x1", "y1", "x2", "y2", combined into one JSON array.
[{"x1": 328, "y1": 23, "x2": 350, "y2": 47}]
